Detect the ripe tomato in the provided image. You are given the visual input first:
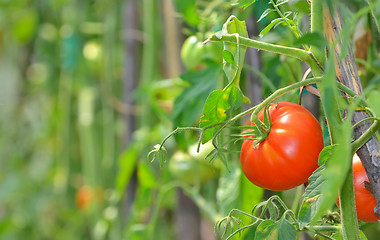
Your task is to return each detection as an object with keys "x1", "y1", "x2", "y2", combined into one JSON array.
[
  {"x1": 76, "y1": 185, "x2": 94, "y2": 210},
  {"x1": 240, "y1": 102, "x2": 324, "y2": 191},
  {"x1": 351, "y1": 154, "x2": 380, "y2": 222}
]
